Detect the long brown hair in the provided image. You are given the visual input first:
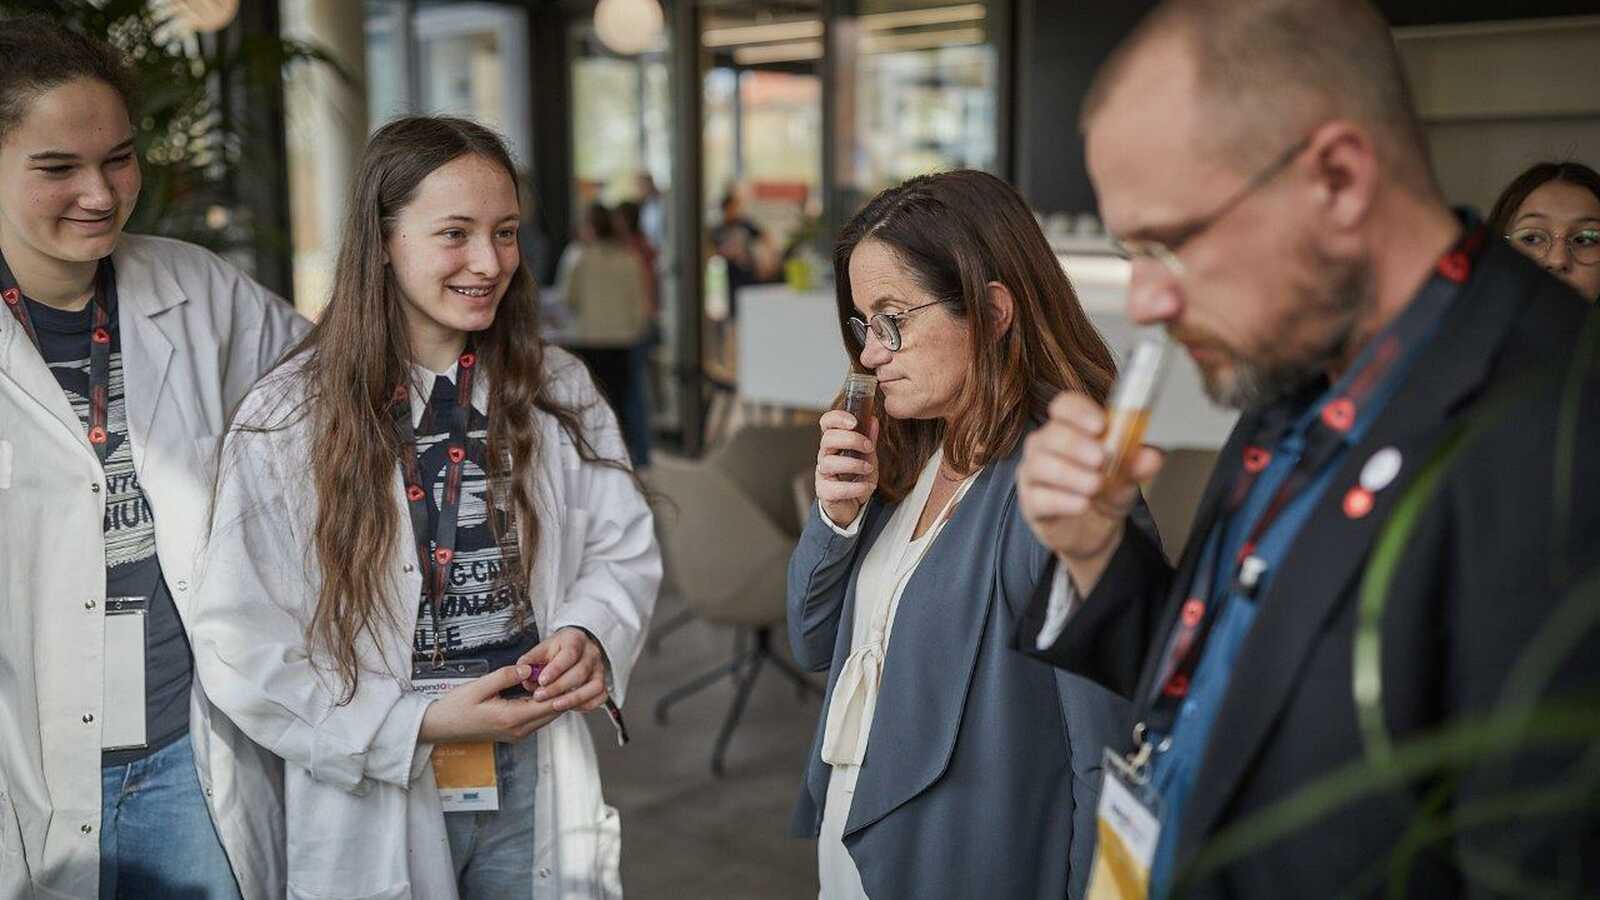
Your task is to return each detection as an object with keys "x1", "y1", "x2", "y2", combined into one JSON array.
[
  {"x1": 1488, "y1": 161, "x2": 1600, "y2": 235},
  {"x1": 257, "y1": 116, "x2": 628, "y2": 700},
  {"x1": 834, "y1": 170, "x2": 1117, "y2": 501}
]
